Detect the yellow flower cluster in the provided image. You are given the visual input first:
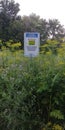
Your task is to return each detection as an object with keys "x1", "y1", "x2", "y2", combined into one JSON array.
[{"x1": 52, "y1": 124, "x2": 63, "y2": 130}]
